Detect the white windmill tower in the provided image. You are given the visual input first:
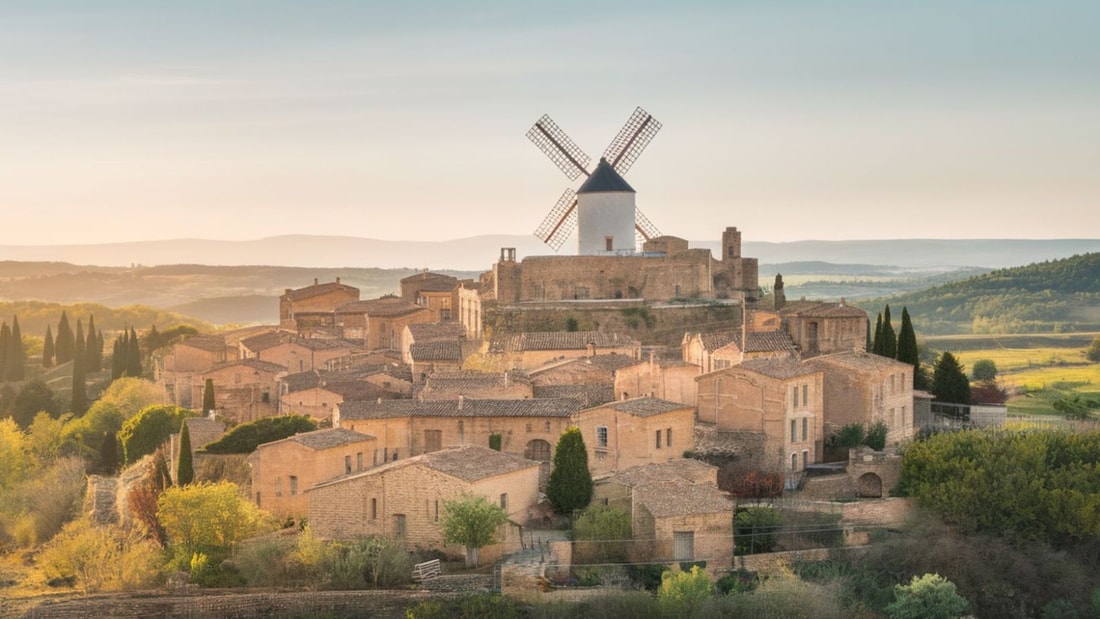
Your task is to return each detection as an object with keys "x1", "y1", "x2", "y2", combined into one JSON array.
[{"x1": 527, "y1": 108, "x2": 663, "y2": 255}]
